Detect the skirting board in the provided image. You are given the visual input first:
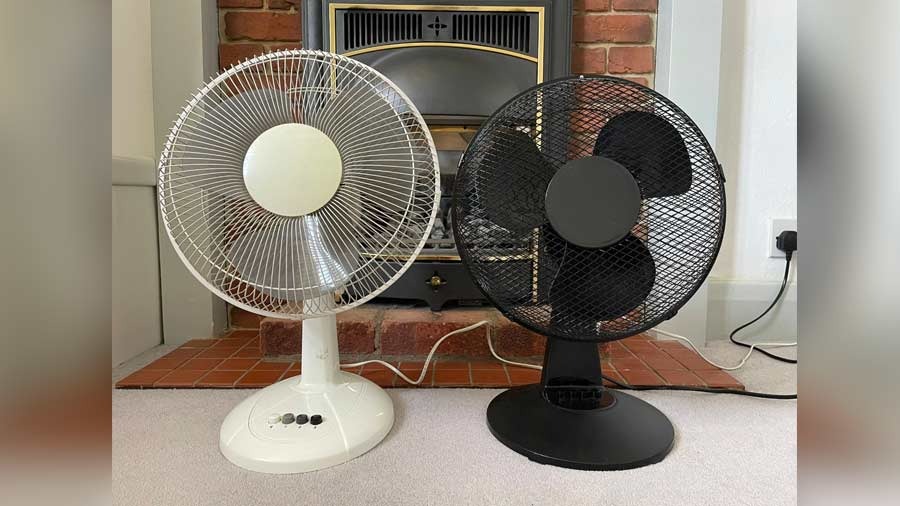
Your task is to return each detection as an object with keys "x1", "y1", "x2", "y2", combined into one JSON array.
[{"x1": 705, "y1": 279, "x2": 797, "y2": 343}]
